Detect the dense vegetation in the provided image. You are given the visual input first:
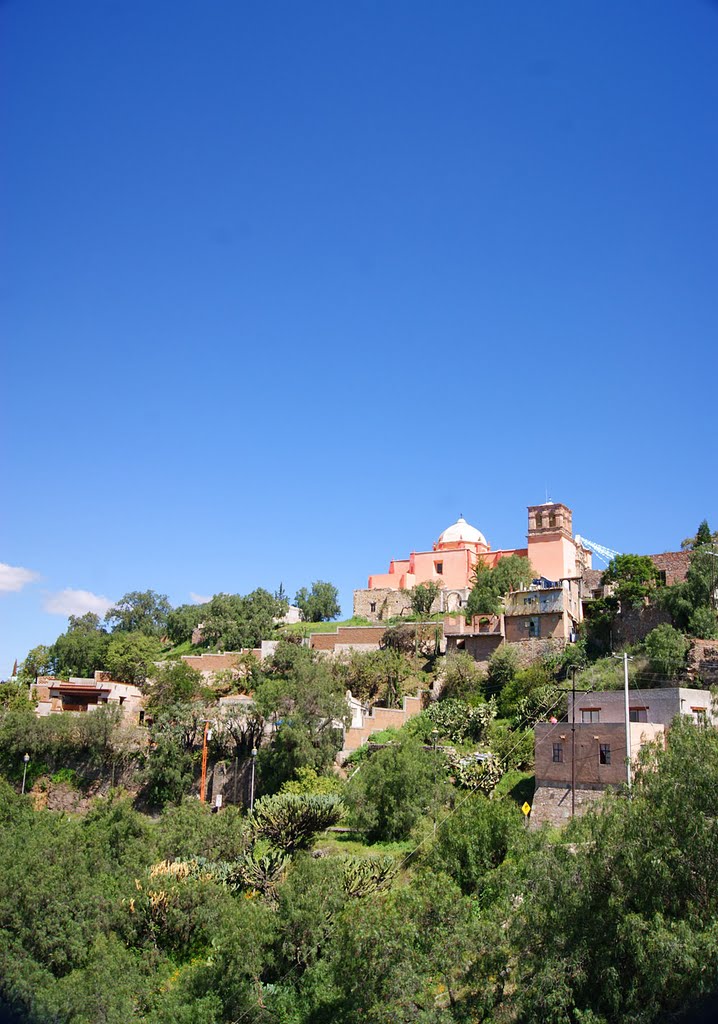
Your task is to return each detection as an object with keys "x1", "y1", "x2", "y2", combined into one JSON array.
[{"x1": 1, "y1": 719, "x2": 718, "y2": 1022}]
